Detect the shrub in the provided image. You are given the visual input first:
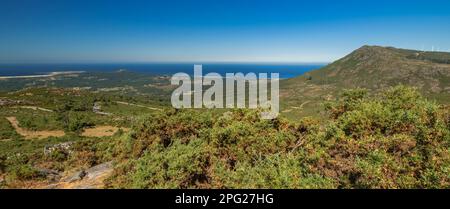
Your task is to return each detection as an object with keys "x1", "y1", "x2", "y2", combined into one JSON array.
[
  {"x1": 7, "y1": 164, "x2": 42, "y2": 181},
  {"x1": 107, "y1": 86, "x2": 449, "y2": 189},
  {"x1": 314, "y1": 86, "x2": 450, "y2": 188},
  {"x1": 66, "y1": 112, "x2": 94, "y2": 132},
  {"x1": 108, "y1": 109, "x2": 331, "y2": 188}
]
